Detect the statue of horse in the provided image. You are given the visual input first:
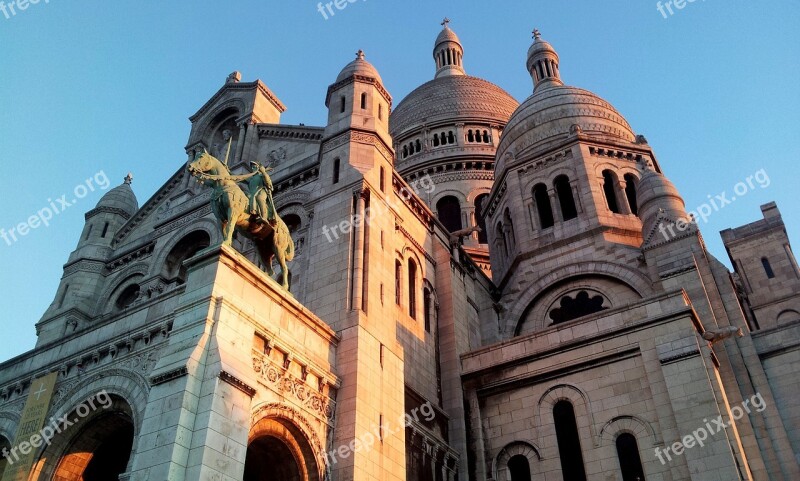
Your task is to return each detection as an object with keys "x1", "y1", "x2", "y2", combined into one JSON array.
[{"x1": 187, "y1": 151, "x2": 295, "y2": 289}]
